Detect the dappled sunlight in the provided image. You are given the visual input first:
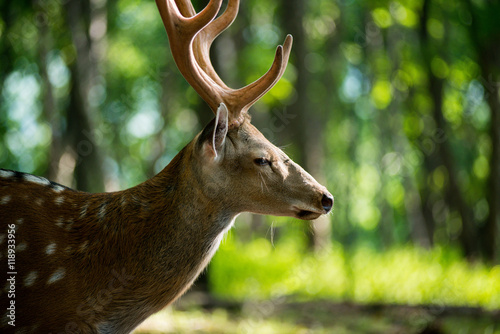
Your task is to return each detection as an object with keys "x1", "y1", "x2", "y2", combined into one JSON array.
[{"x1": 211, "y1": 237, "x2": 500, "y2": 310}]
